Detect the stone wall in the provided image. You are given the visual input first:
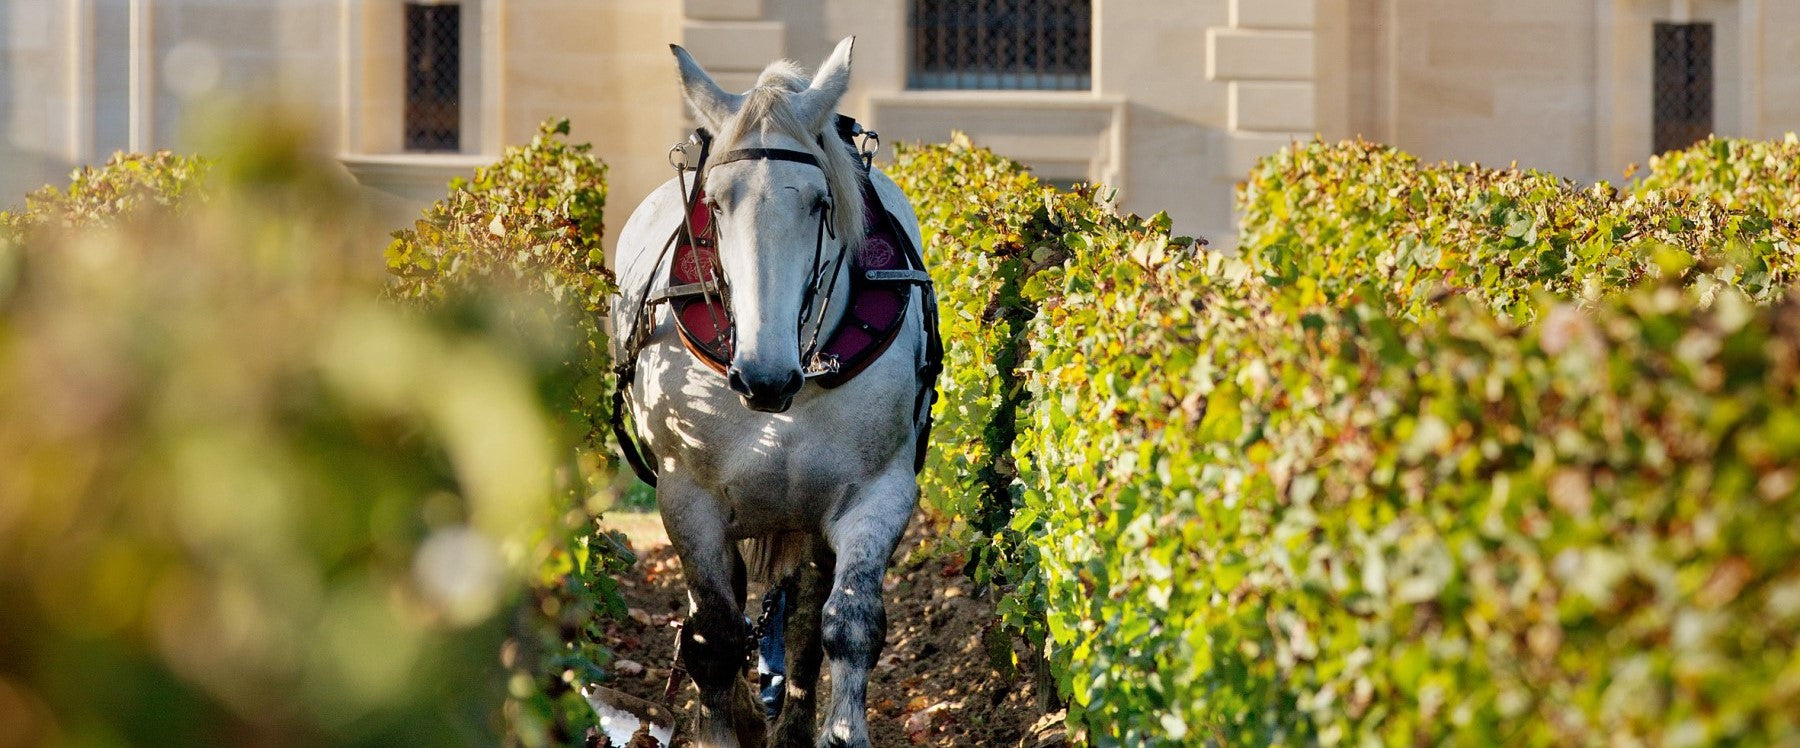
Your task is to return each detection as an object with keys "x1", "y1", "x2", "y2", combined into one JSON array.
[
  {"x1": 8, "y1": 0, "x2": 1800, "y2": 253},
  {"x1": 1318, "y1": 0, "x2": 1800, "y2": 184}
]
